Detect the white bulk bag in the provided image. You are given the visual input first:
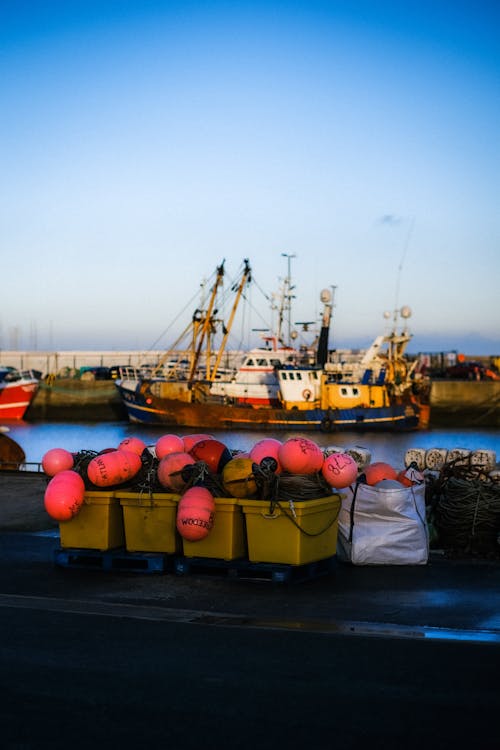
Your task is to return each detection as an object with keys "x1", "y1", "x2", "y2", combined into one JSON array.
[{"x1": 337, "y1": 481, "x2": 429, "y2": 565}]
